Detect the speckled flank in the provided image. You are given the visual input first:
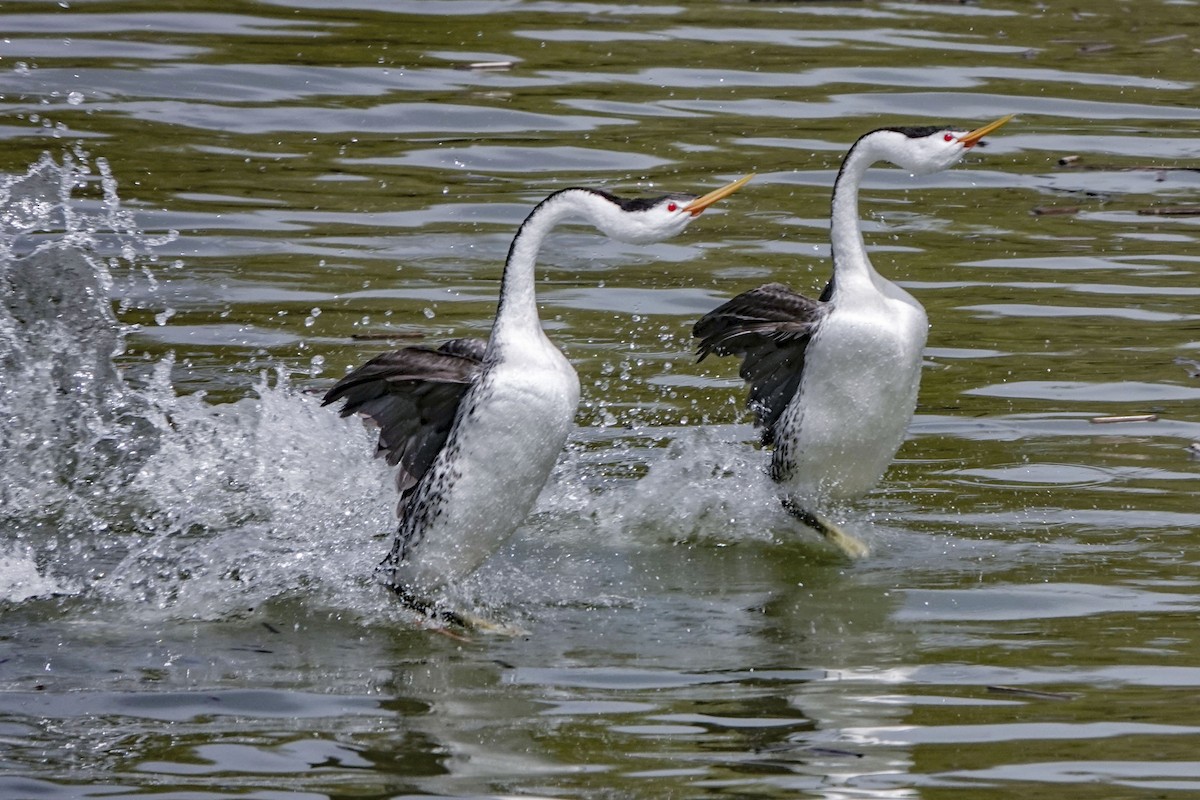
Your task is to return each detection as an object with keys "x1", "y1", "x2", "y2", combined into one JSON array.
[{"x1": 388, "y1": 371, "x2": 493, "y2": 563}]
